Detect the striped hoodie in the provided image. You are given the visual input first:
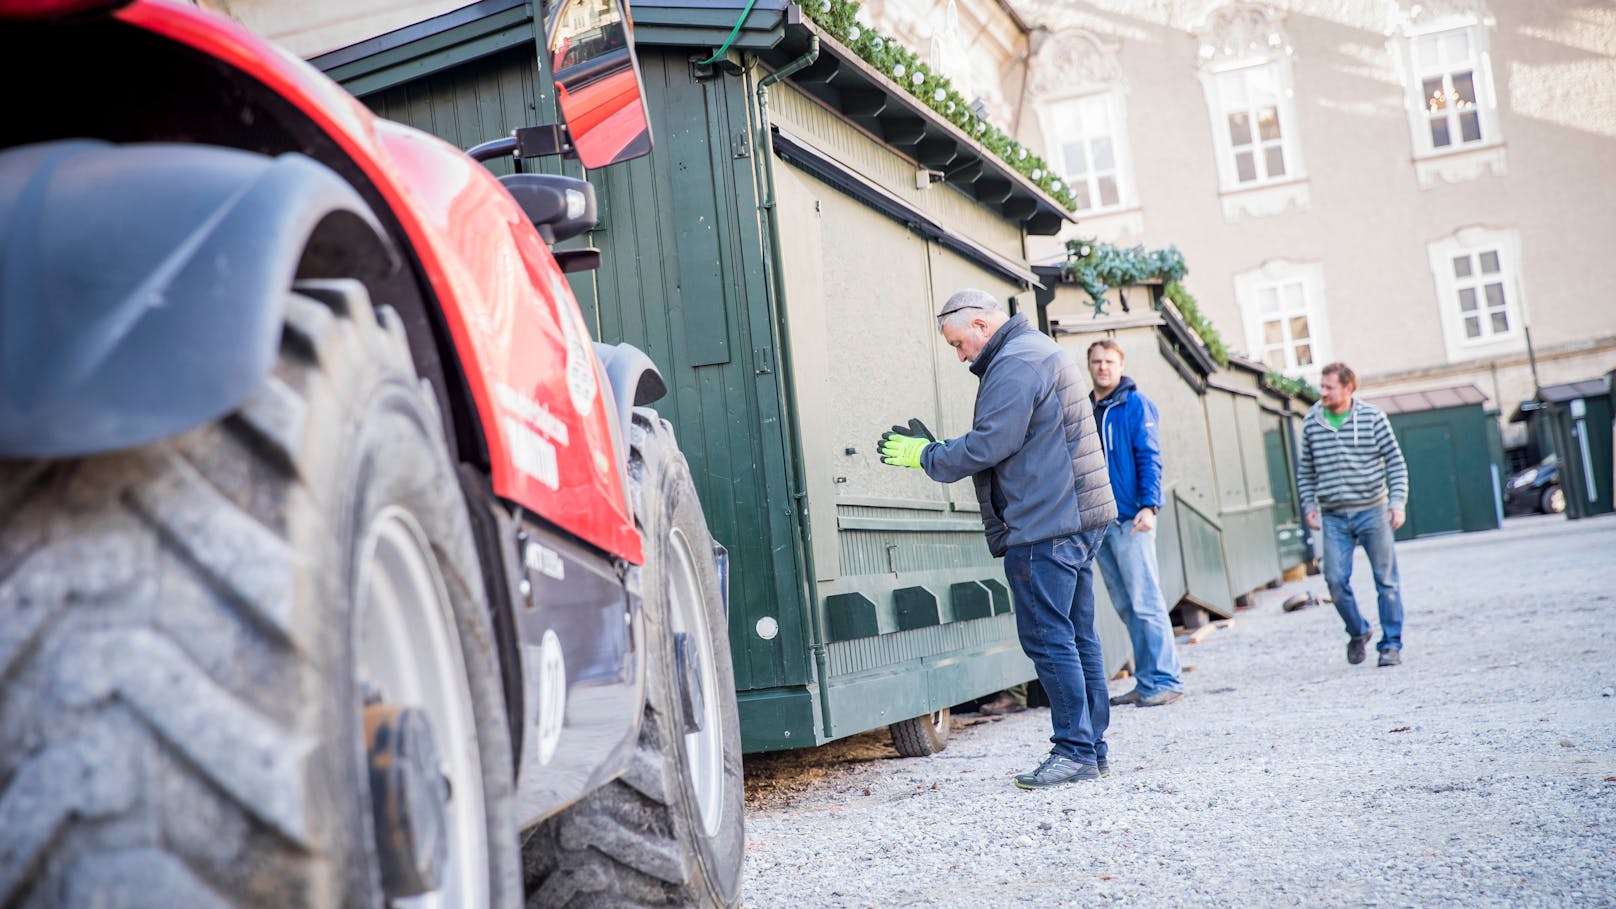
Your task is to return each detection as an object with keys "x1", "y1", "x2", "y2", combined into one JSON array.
[{"x1": 1296, "y1": 399, "x2": 1409, "y2": 514}]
